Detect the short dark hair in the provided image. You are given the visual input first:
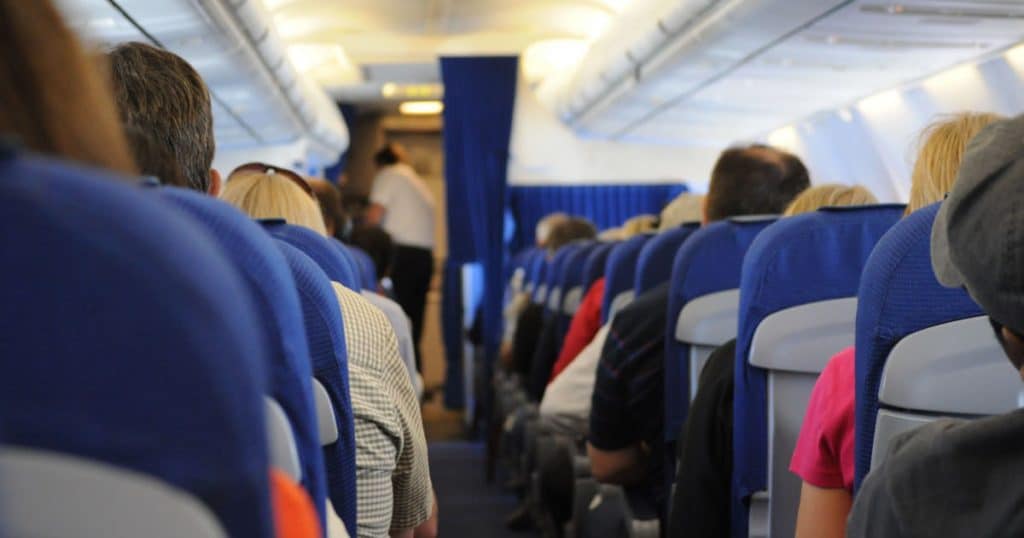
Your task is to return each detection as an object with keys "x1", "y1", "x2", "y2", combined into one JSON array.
[
  {"x1": 349, "y1": 225, "x2": 395, "y2": 280},
  {"x1": 373, "y1": 144, "x2": 402, "y2": 167},
  {"x1": 309, "y1": 178, "x2": 347, "y2": 239},
  {"x1": 705, "y1": 145, "x2": 810, "y2": 222},
  {"x1": 122, "y1": 126, "x2": 188, "y2": 187},
  {"x1": 547, "y1": 217, "x2": 597, "y2": 253},
  {"x1": 107, "y1": 42, "x2": 214, "y2": 192}
]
